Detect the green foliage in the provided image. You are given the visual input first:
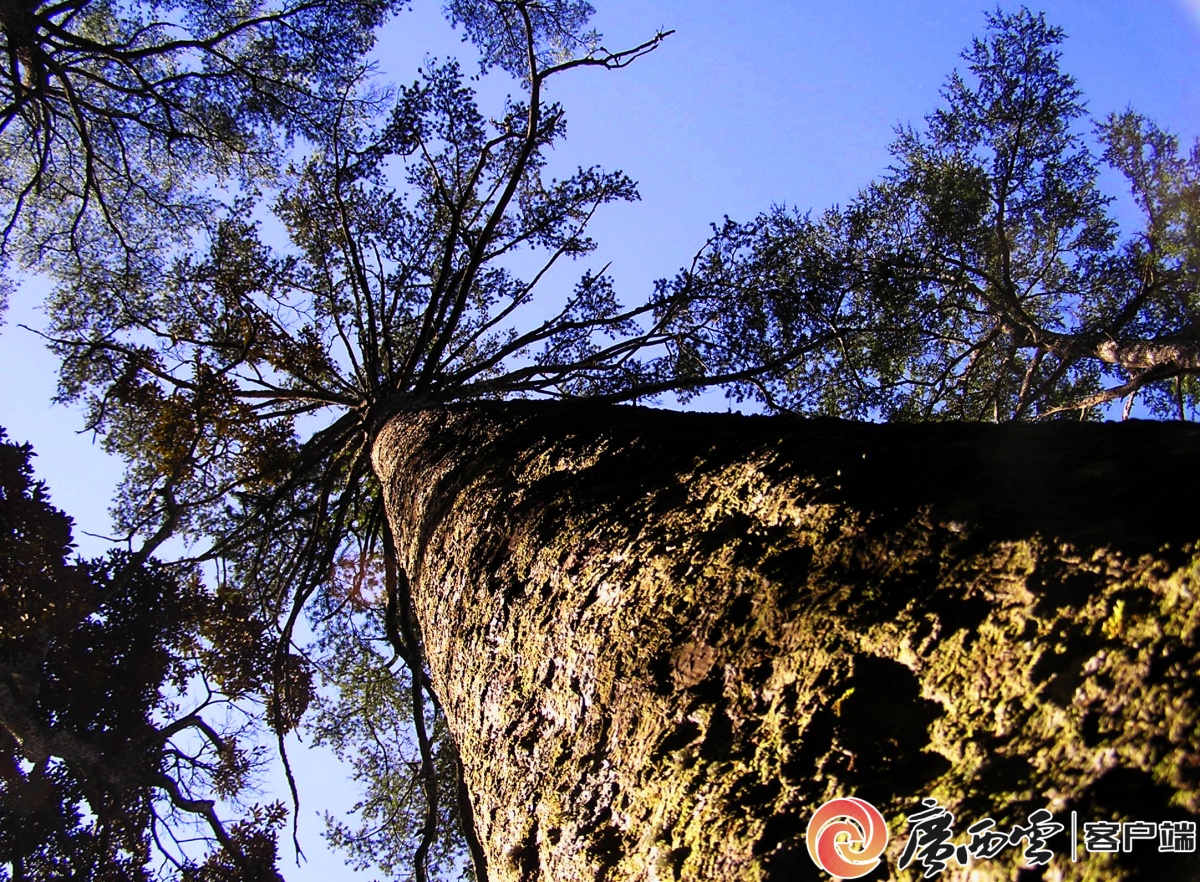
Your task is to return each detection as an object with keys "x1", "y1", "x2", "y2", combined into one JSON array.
[
  {"x1": 663, "y1": 7, "x2": 1200, "y2": 421},
  {"x1": 444, "y1": 0, "x2": 599, "y2": 77},
  {"x1": 41, "y1": 1, "x2": 679, "y2": 643}
]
